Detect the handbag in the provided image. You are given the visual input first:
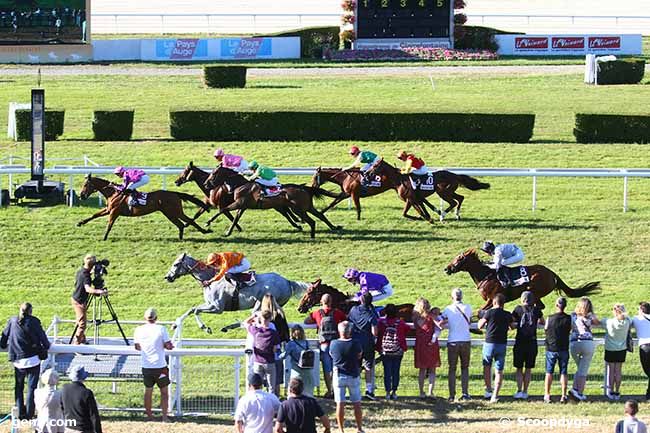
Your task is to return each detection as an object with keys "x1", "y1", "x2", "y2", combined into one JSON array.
[{"x1": 18, "y1": 321, "x2": 48, "y2": 361}]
